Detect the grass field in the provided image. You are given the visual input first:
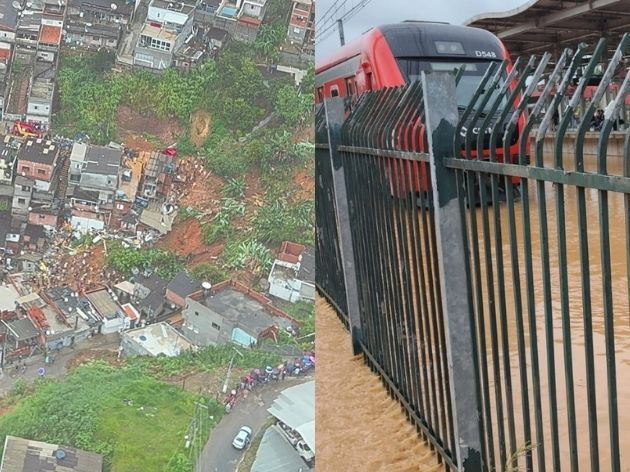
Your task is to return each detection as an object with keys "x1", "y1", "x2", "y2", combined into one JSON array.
[{"x1": 0, "y1": 361, "x2": 223, "y2": 471}]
